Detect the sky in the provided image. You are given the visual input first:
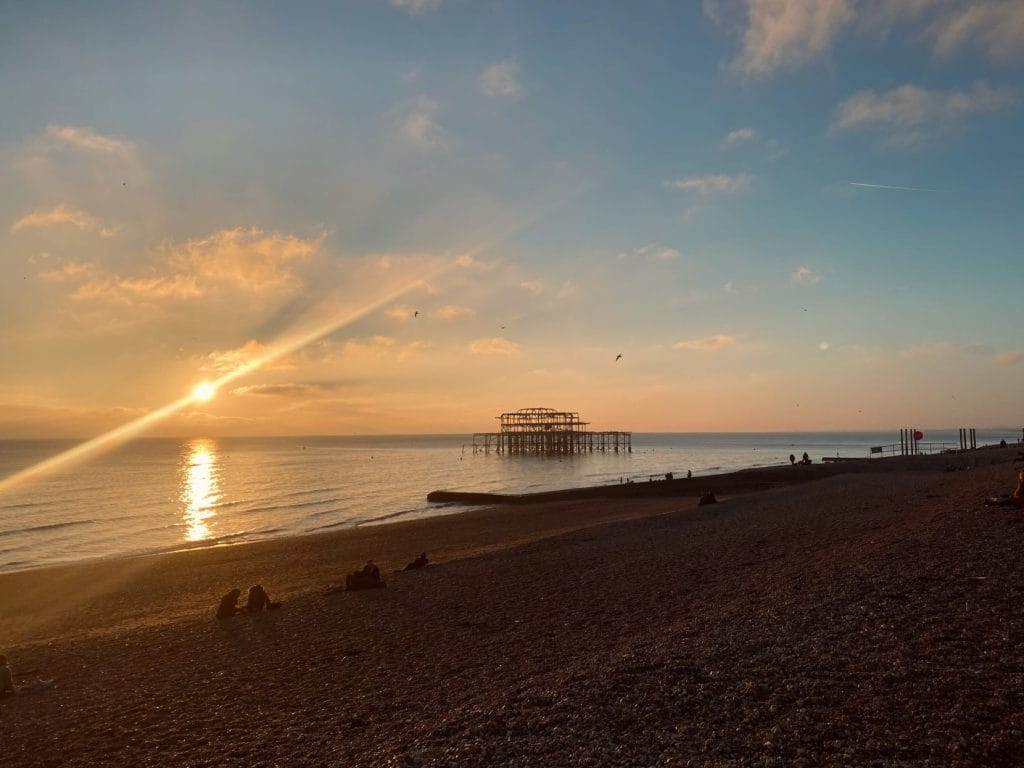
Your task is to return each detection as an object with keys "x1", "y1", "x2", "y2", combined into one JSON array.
[{"x1": 1, "y1": 0, "x2": 1022, "y2": 437}]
